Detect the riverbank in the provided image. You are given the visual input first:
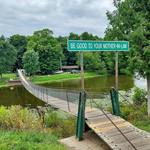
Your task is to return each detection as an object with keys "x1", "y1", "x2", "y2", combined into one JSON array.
[
  {"x1": 0, "y1": 72, "x2": 99, "y2": 88},
  {"x1": 0, "y1": 73, "x2": 17, "y2": 88},
  {"x1": 31, "y1": 72, "x2": 99, "y2": 84}
]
